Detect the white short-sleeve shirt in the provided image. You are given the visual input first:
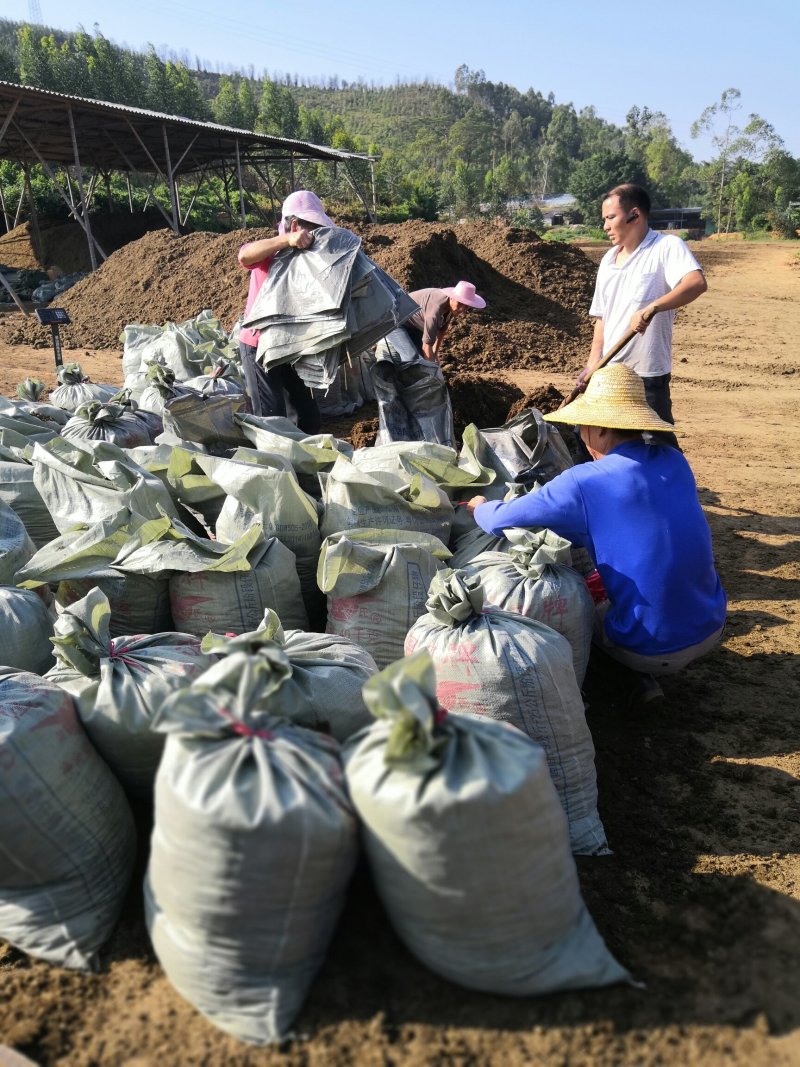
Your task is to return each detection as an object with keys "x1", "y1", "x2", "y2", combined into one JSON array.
[{"x1": 589, "y1": 230, "x2": 703, "y2": 377}]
